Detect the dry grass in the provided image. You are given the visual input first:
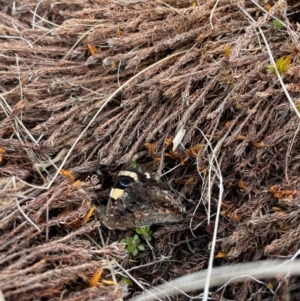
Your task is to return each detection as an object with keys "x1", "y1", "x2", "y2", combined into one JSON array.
[{"x1": 1, "y1": 0, "x2": 300, "y2": 300}]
